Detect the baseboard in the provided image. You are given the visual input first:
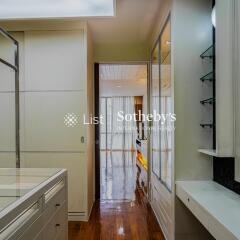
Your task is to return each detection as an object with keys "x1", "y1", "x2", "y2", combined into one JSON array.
[
  {"x1": 68, "y1": 201, "x2": 95, "y2": 222},
  {"x1": 68, "y1": 212, "x2": 87, "y2": 221}
]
